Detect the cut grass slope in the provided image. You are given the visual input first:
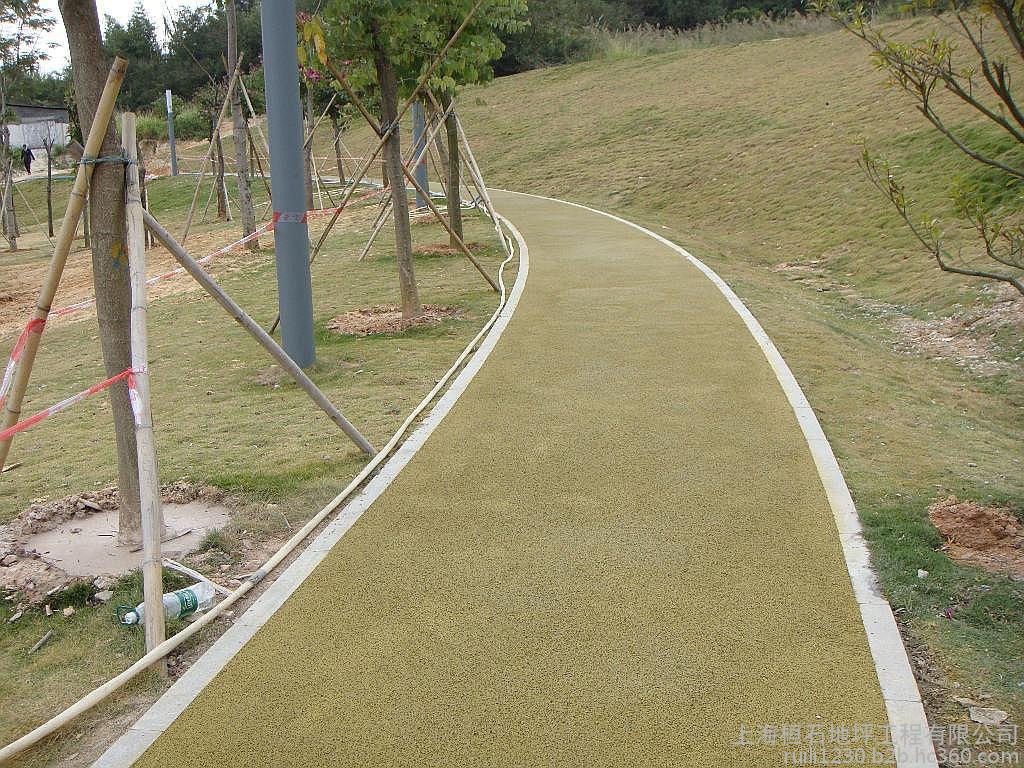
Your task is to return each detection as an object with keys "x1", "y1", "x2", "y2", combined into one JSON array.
[{"x1": 336, "y1": 18, "x2": 1024, "y2": 721}]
